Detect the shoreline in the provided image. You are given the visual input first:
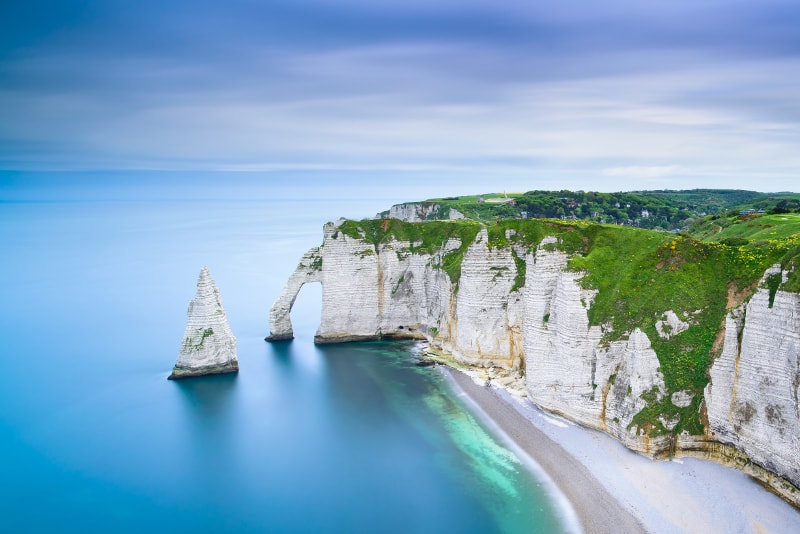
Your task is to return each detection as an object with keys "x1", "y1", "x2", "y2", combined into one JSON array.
[
  {"x1": 442, "y1": 366, "x2": 800, "y2": 534},
  {"x1": 444, "y1": 367, "x2": 645, "y2": 534}
]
